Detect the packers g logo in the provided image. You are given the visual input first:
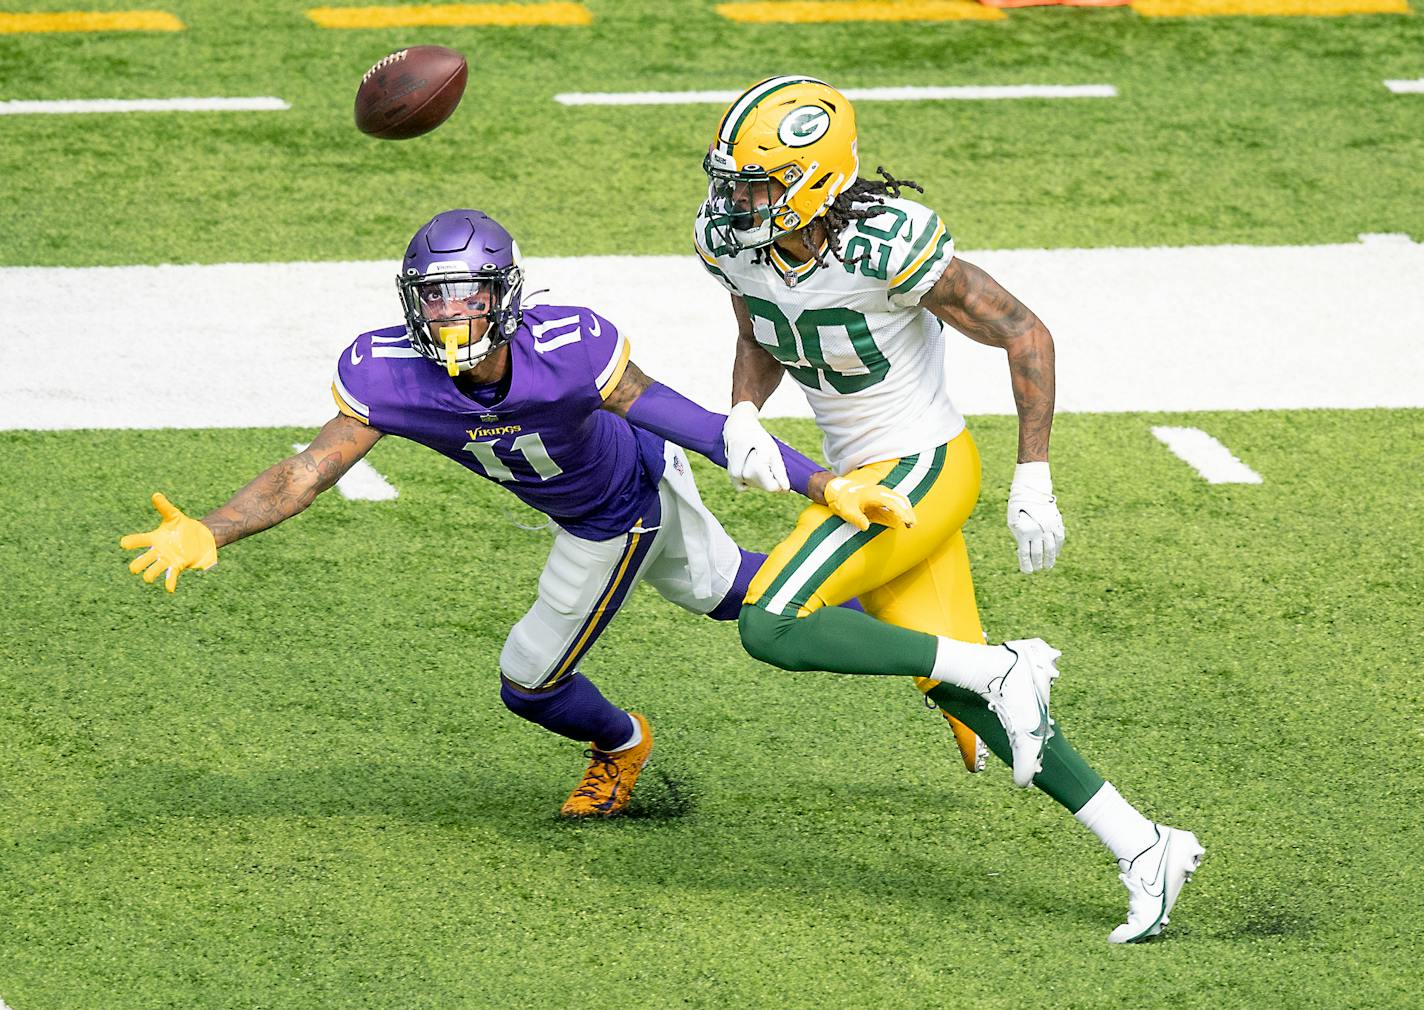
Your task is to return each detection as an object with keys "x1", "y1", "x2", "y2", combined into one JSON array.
[{"x1": 778, "y1": 105, "x2": 831, "y2": 148}]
